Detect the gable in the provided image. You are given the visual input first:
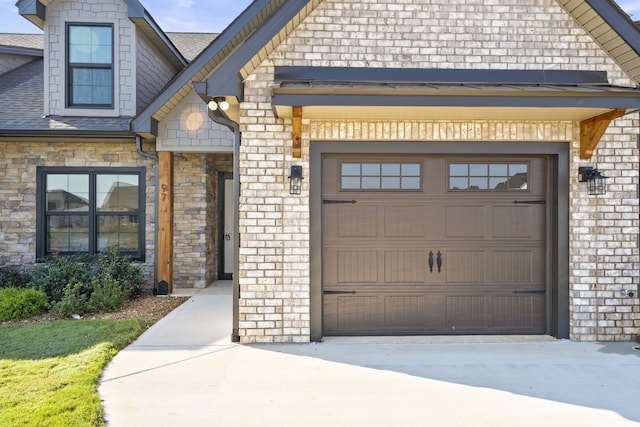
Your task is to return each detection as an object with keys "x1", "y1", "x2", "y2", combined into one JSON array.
[
  {"x1": 270, "y1": 0, "x2": 633, "y2": 84},
  {"x1": 134, "y1": 0, "x2": 640, "y2": 138}
]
